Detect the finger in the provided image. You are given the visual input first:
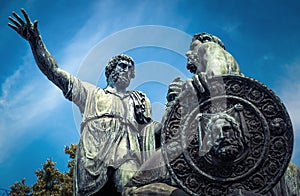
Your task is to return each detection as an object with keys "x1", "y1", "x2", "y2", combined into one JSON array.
[
  {"x1": 12, "y1": 12, "x2": 25, "y2": 25},
  {"x1": 192, "y1": 75, "x2": 205, "y2": 93},
  {"x1": 8, "y1": 23, "x2": 19, "y2": 32},
  {"x1": 33, "y1": 20, "x2": 38, "y2": 29},
  {"x1": 33, "y1": 20, "x2": 40, "y2": 34},
  {"x1": 8, "y1": 16, "x2": 21, "y2": 27},
  {"x1": 21, "y1": 8, "x2": 32, "y2": 24},
  {"x1": 196, "y1": 74, "x2": 209, "y2": 92}
]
